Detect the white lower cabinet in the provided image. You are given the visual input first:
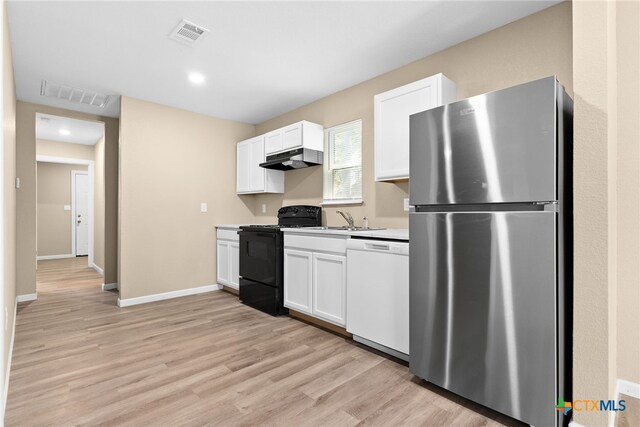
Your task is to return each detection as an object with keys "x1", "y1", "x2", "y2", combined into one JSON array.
[
  {"x1": 312, "y1": 253, "x2": 346, "y2": 326},
  {"x1": 283, "y1": 249, "x2": 313, "y2": 314},
  {"x1": 284, "y1": 234, "x2": 347, "y2": 327},
  {"x1": 216, "y1": 241, "x2": 230, "y2": 285},
  {"x1": 216, "y1": 228, "x2": 240, "y2": 290},
  {"x1": 228, "y1": 242, "x2": 240, "y2": 289}
]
